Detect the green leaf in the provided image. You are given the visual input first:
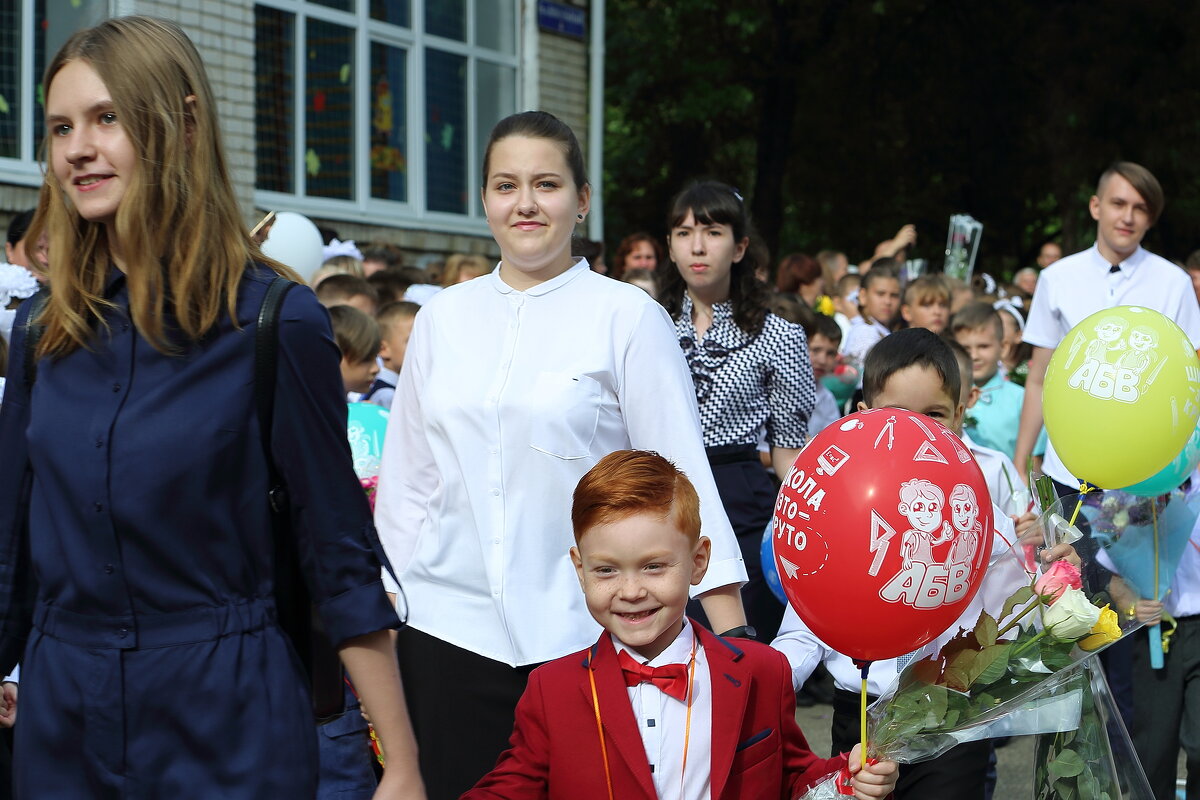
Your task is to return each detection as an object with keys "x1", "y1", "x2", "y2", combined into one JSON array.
[
  {"x1": 972, "y1": 644, "x2": 1012, "y2": 686},
  {"x1": 974, "y1": 614, "x2": 998, "y2": 647},
  {"x1": 1040, "y1": 643, "x2": 1075, "y2": 671},
  {"x1": 1049, "y1": 749, "x2": 1086, "y2": 779},
  {"x1": 1002, "y1": 586, "x2": 1036, "y2": 622}
]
